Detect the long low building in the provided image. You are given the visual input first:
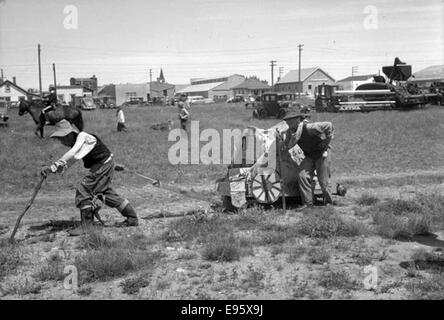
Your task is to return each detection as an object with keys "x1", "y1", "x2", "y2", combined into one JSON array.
[
  {"x1": 177, "y1": 74, "x2": 245, "y2": 101},
  {"x1": 409, "y1": 65, "x2": 444, "y2": 86}
]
